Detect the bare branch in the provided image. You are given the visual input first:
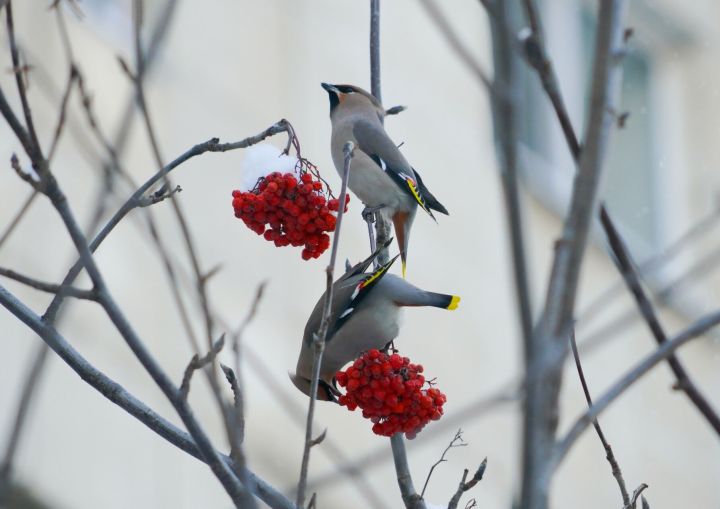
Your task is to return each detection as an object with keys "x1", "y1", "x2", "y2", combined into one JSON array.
[
  {"x1": 0, "y1": 285, "x2": 294, "y2": 509},
  {"x1": 520, "y1": 2, "x2": 627, "y2": 507},
  {"x1": 579, "y1": 202, "x2": 720, "y2": 325},
  {"x1": 391, "y1": 434, "x2": 426, "y2": 509},
  {"x1": 421, "y1": 429, "x2": 467, "y2": 498},
  {"x1": 296, "y1": 141, "x2": 354, "y2": 508},
  {"x1": 519, "y1": 0, "x2": 581, "y2": 159},
  {"x1": 10, "y1": 154, "x2": 41, "y2": 191},
  {"x1": 305, "y1": 384, "x2": 516, "y2": 493},
  {"x1": 554, "y1": 308, "x2": 720, "y2": 468},
  {"x1": 569, "y1": 330, "x2": 630, "y2": 505},
  {"x1": 487, "y1": 0, "x2": 534, "y2": 364},
  {"x1": 447, "y1": 458, "x2": 487, "y2": 509},
  {"x1": 180, "y1": 335, "x2": 225, "y2": 399},
  {"x1": 370, "y1": 0, "x2": 382, "y2": 103},
  {"x1": 5, "y1": 1, "x2": 42, "y2": 156},
  {"x1": 0, "y1": 190, "x2": 38, "y2": 249},
  {"x1": 220, "y1": 365, "x2": 244, "y2": 444},
  {"x1": 627, "y1": 483, "x2": 649, "y2": 509},
  {"x1": 600, "y1": 208, "x2": 720, "y2": 436},
  {"x1": 137, "y1": 184, "x2": 182, "y2": 207},
  {"x1": 47, "y1": 66, "x2": 78, "y2": 161},
  {"x1": 385, "y1": 105, "x2": 406, "y2": 115},
  {"x1": 0, "y1": 267, "x2": 96, "y2": 300},
  {"x1": 0, "y1": 342, "x2": 50, "y2": 486}
]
